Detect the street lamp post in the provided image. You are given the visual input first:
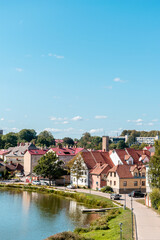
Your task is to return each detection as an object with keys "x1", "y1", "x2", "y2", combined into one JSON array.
[
  {"x1": 119, "y1": 222, "x2": 123, "y2": 240},
  {"x1": 131, "y1": 196, "x2": 134, "y2": 239}
]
